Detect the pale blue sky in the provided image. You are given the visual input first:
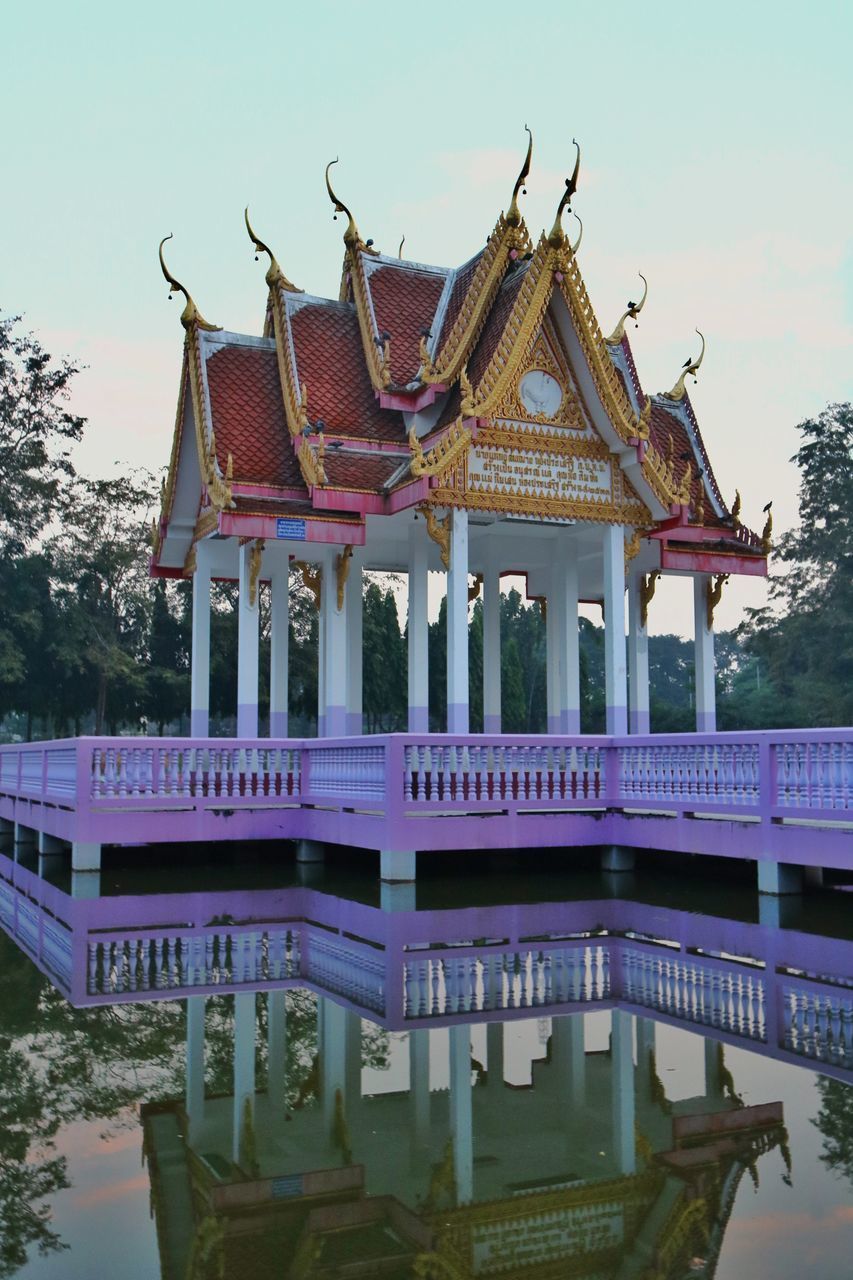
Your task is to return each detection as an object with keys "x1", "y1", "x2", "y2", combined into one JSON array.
[{"x1": 4, "y1": 0, "x2": 851, "y2": 632}]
